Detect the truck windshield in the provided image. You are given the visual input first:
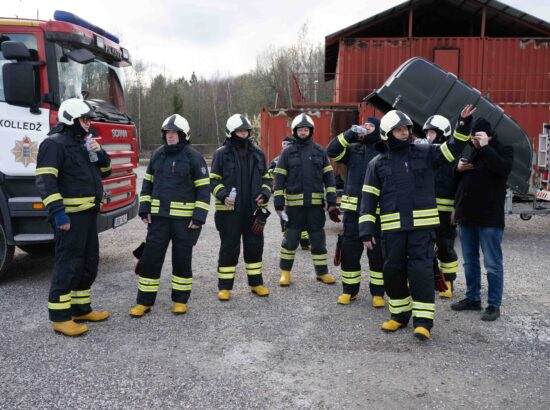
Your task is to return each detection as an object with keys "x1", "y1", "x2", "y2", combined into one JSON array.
[{"x1": 55, "y1": 43, "x2": 128, "y2": 120}]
